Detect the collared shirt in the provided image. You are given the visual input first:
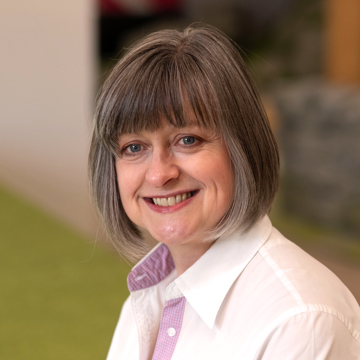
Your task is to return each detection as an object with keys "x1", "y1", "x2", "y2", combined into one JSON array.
[{"x1": 107, "y1": 216, "x2": 360, "y2": 360}]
